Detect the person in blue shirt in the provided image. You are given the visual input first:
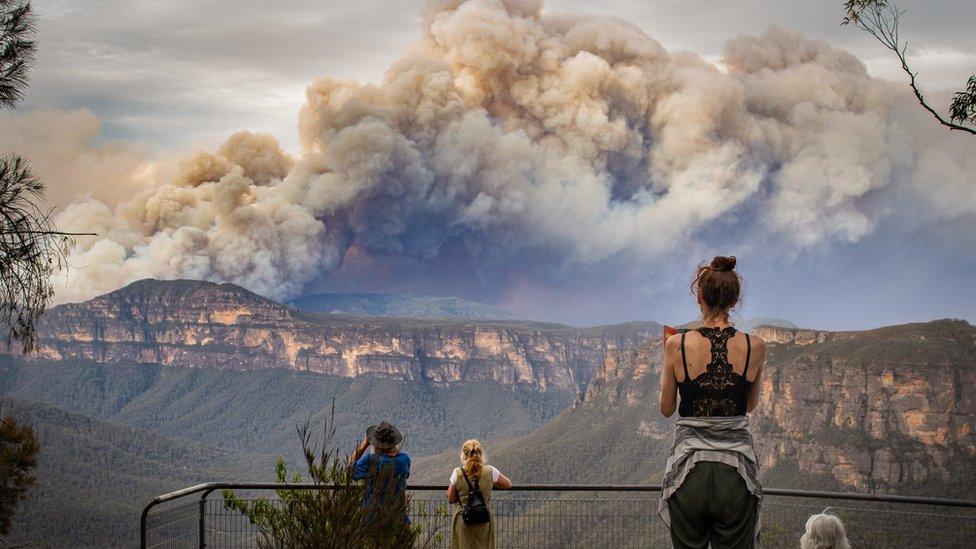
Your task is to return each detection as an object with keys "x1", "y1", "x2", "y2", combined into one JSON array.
[{"x1": 349, "y1": 421, "x2": 411, "y2": 520}]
